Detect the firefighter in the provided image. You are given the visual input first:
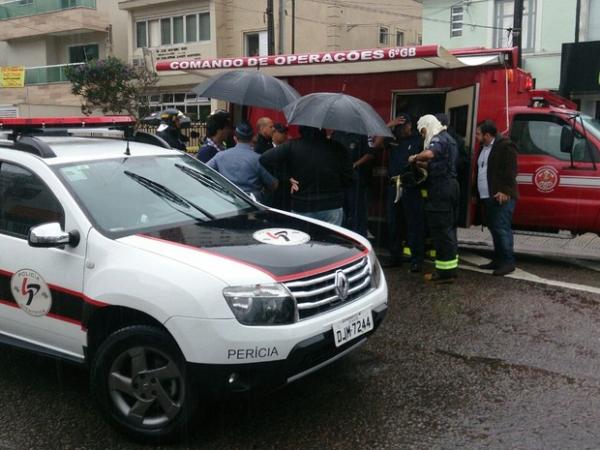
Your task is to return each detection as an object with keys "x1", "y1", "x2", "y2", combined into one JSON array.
[
  {"x1": 409, "y1": 115, "x2": 459, "y2": 283},
  {"x1": 156, "y1": 109, "x2": 189, "y2": 151}
]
